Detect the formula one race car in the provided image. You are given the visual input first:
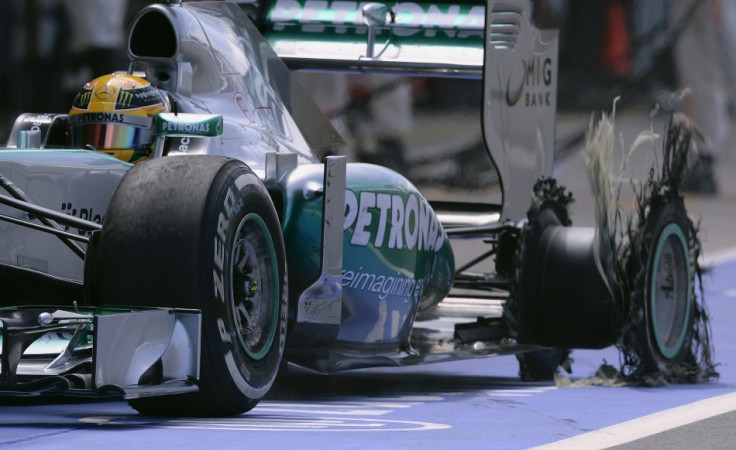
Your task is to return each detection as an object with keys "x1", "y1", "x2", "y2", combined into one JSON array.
[{"x1": 0, "y1": 0, "x2": 713, "y2": 416}]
